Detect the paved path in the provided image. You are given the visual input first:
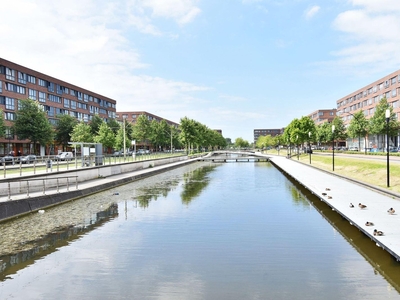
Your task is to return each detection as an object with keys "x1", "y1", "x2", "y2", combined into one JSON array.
[{"x1": 268, "y1": 154, "x2": 400, "y2": 261}]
